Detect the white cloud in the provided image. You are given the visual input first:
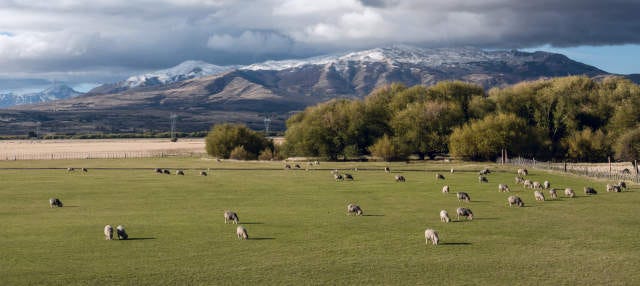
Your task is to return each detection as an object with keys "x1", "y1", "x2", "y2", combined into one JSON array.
[{"x1": 207, "y1": 30, "x2": 293, "y2": 54}]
